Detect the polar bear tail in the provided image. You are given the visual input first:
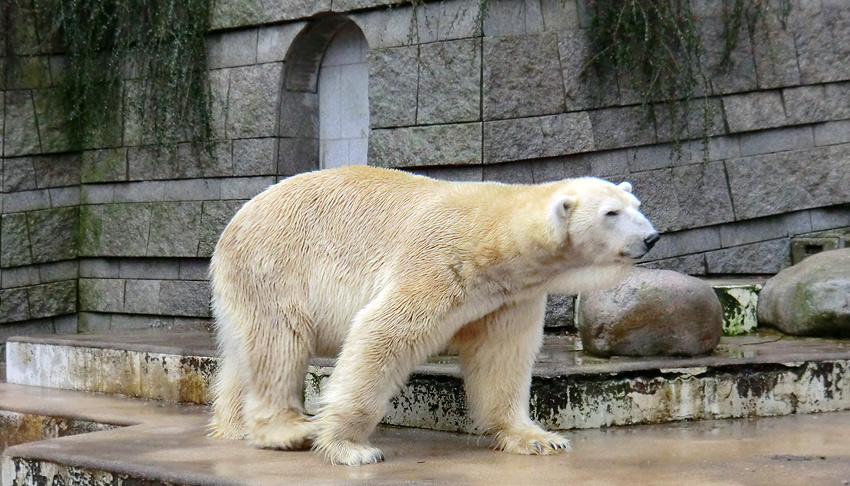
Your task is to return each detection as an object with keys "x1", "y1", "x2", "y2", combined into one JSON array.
[{"x1": 208, "y1": 306, "x2": 248, "y2": 440}]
